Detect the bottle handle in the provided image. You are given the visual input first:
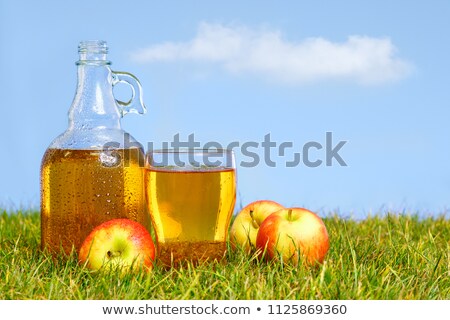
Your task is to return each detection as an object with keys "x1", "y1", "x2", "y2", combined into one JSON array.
[{"x1": 111, "y1": 71, "x2": 147, "y2": 117}]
